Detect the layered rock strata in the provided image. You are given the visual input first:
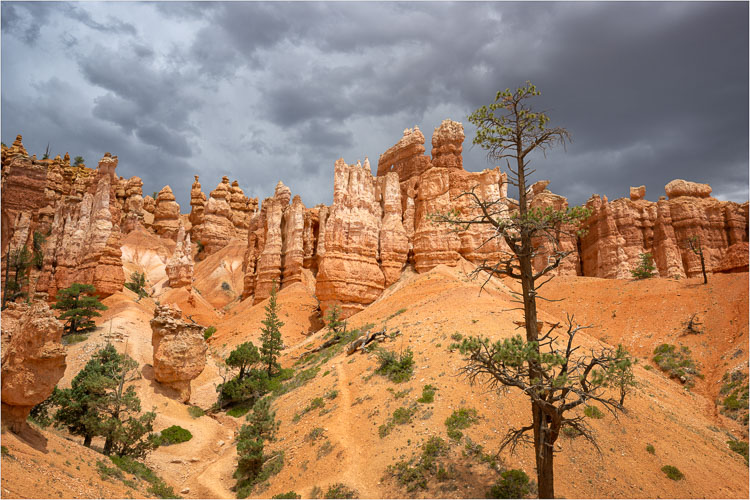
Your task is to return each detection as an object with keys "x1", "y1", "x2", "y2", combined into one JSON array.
[
  {"x1": 1, "y1": 301, "x2": 66, "y2": 432},
  {"x1": 316, "y1": 158, "x2": 385, "y2": 317},
  {"x1": 153, "y1": 186, "x2": 181, "y2": 240},
  {"x1": 188, "y1": 175, "x2": 207, "y2": 228},
  {"x1": 192, "y1": 176, "x2": 236, "y2": 255},
  {"x1": 150, "y1": 304, "x2": 207, "y2": 402},
  {"x1": 166, "y1": 224, "x2": 194, "y2": 288}
]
